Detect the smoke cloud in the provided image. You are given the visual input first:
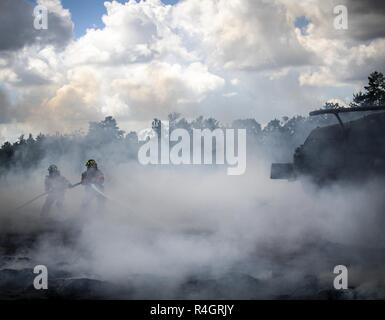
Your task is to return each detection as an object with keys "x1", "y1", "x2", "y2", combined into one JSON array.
[{"x1": 1, "y1": 145, "x2": 385, "y2": 299}]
